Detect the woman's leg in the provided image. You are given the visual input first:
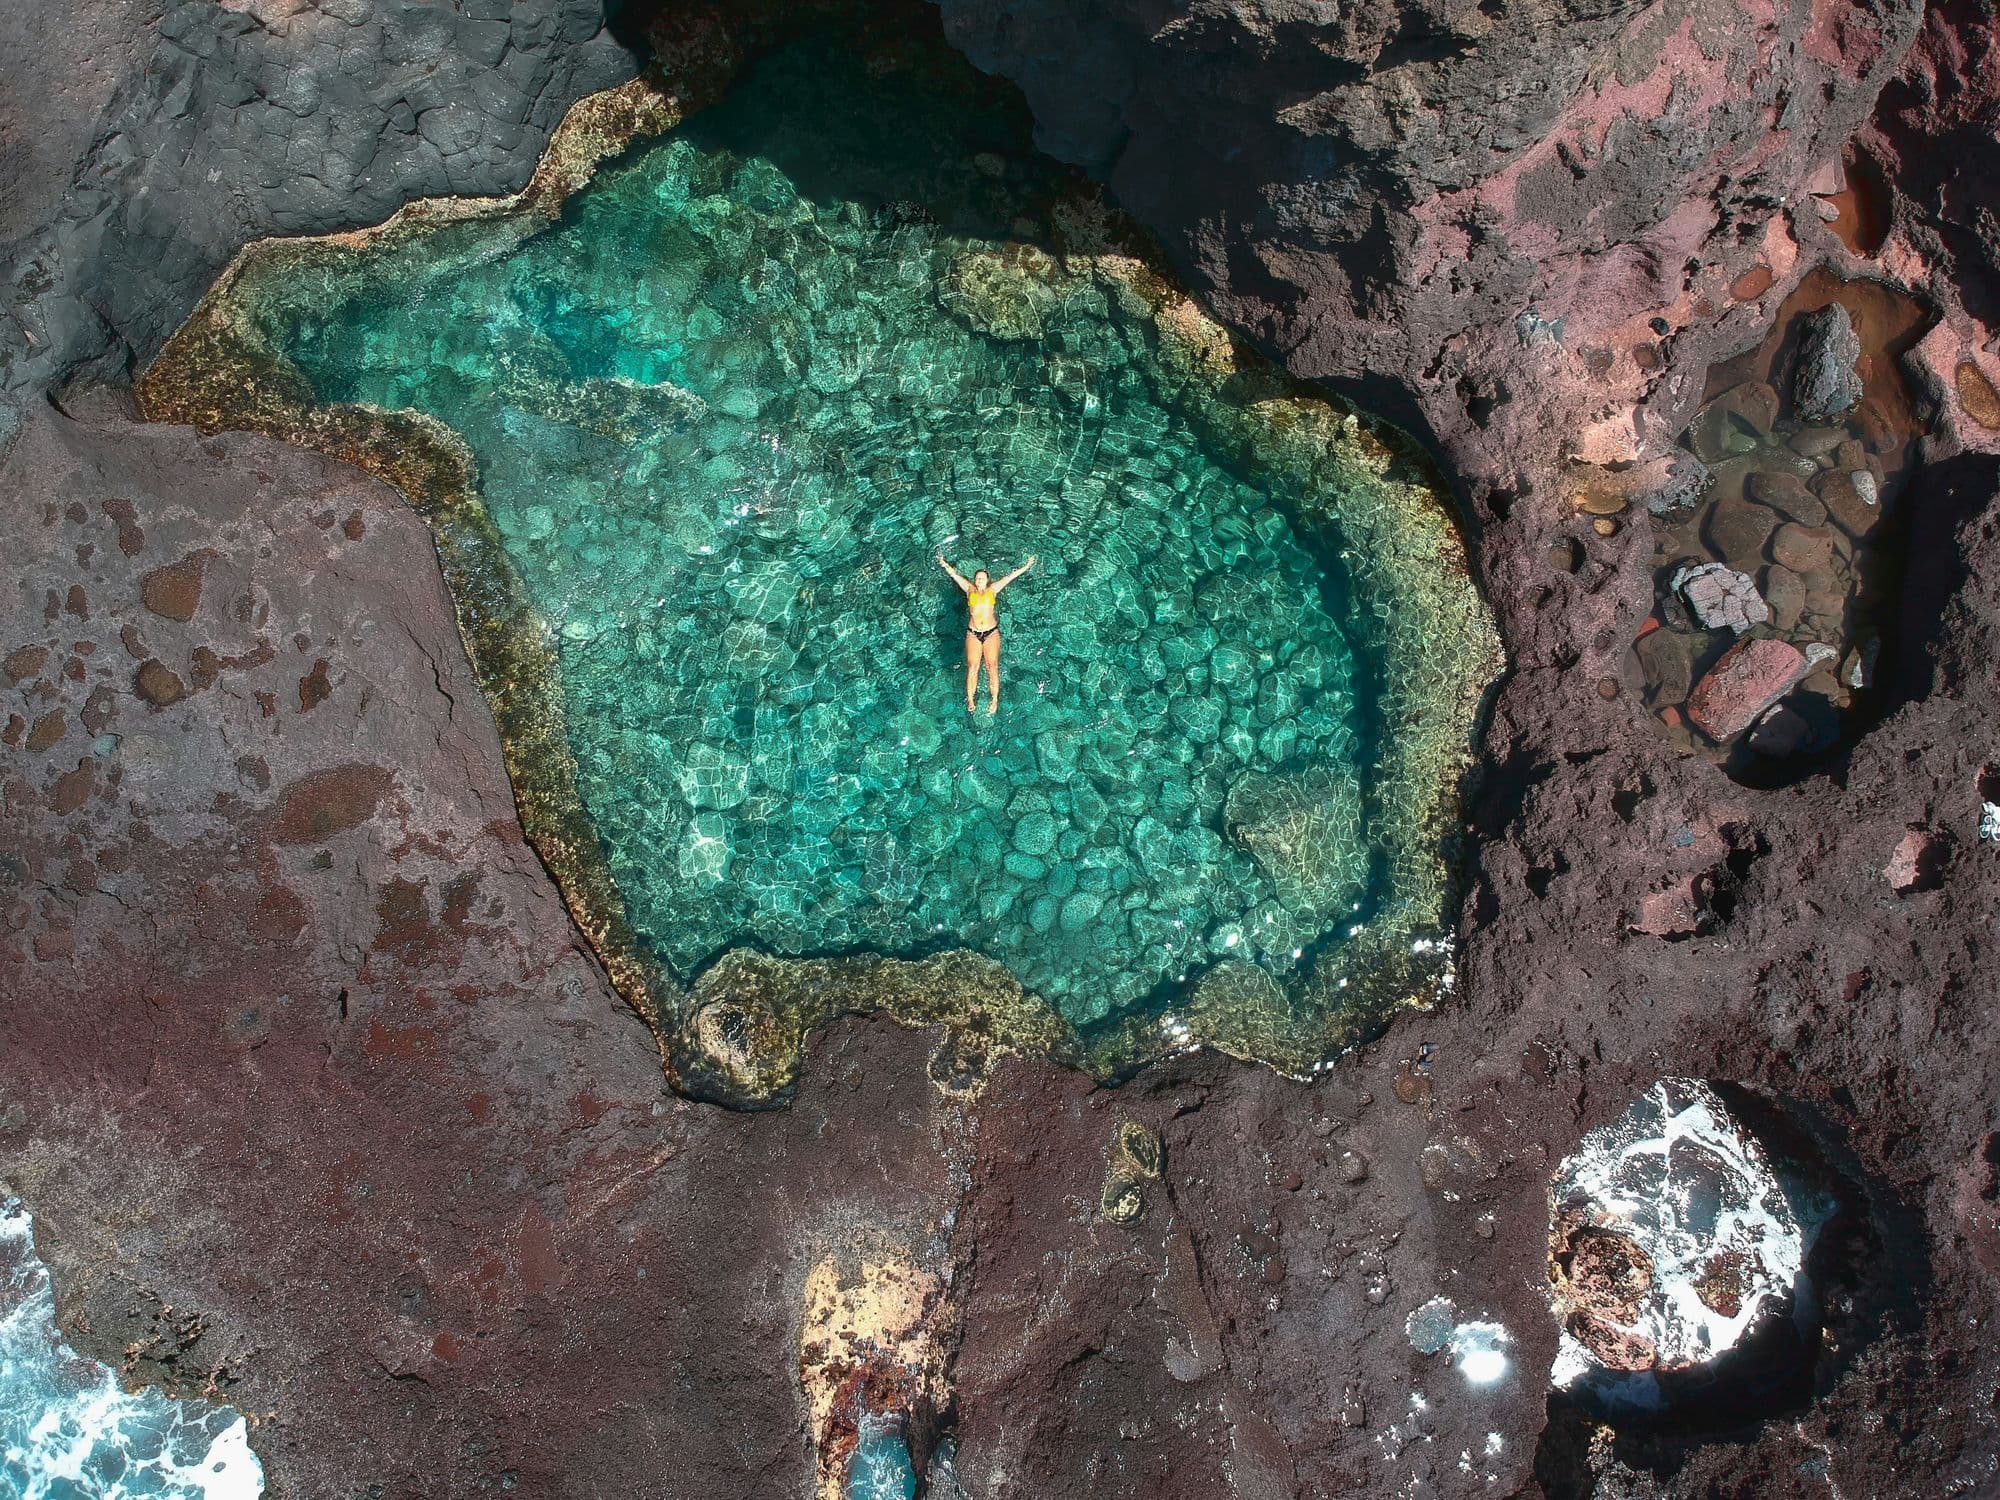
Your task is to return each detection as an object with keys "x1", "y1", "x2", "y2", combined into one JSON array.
[
  {"x1": 982, "y1": 630, "x2": 1002, "y2": 713},
  {"x1": 964, "y1": 632, "x2": 980, "y2": 713}
]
